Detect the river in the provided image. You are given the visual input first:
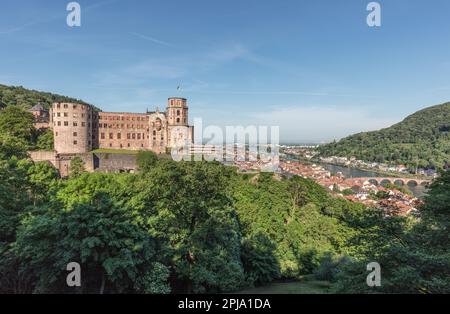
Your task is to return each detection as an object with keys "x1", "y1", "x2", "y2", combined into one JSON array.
[{"x1": 320, "y1": 163, "x2": 428, "y2": 198}]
